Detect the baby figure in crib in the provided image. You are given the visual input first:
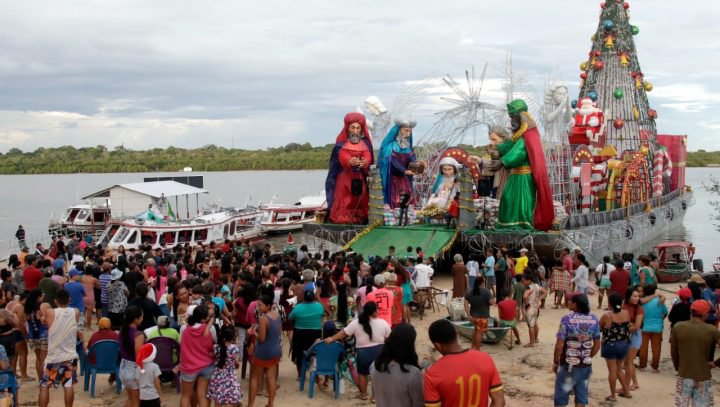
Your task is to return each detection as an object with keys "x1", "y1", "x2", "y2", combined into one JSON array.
[{"x1": 423, "y1": 157, "x2": 460, "y2": 211}]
